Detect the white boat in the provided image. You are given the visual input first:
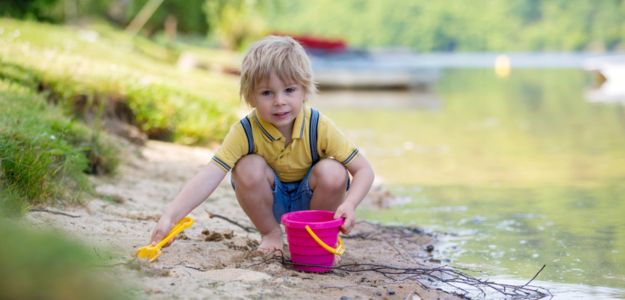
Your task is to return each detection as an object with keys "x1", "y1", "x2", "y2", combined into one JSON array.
[
  {"x1": 311, "y1": 51, "x2": 440, "y2": 90},
  {"x1": 584, "y1": 55, "x2": 625, "y2": 103}
]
